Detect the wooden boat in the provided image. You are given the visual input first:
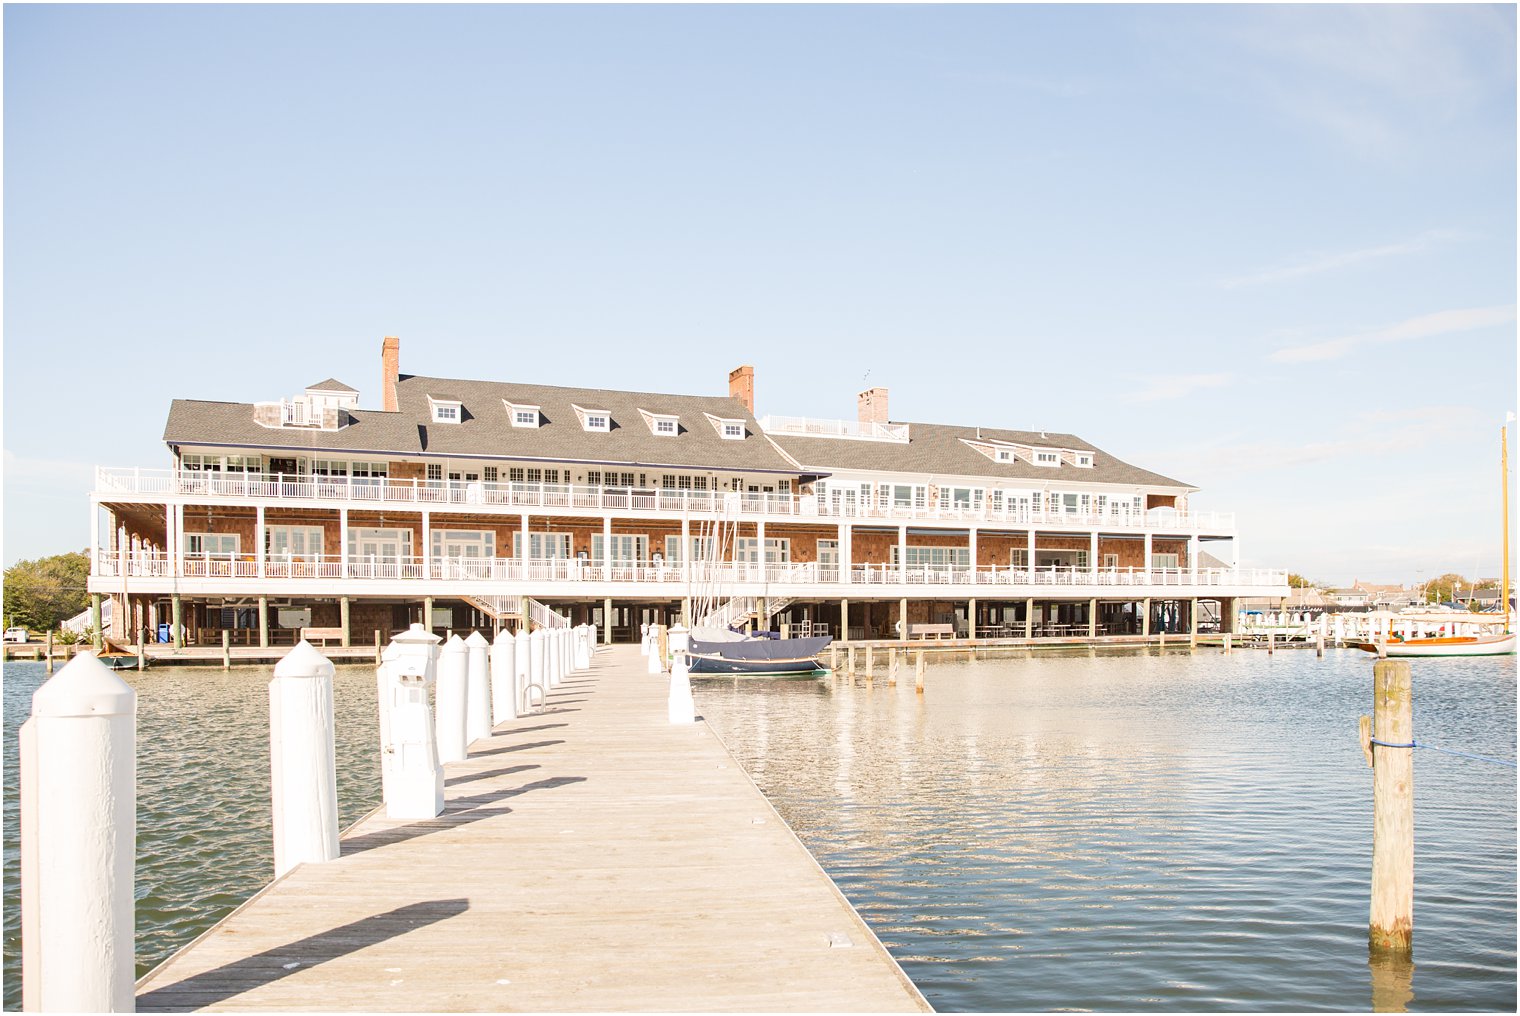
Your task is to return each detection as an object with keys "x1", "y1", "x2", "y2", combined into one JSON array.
[
  {"x1": 97, "y1": 638, "x2": 143, "y2": 670},
  {"x1": 686, "y1": 632, "x2": 831, "y2": 675},
  {"x1": 1353, "y1": 632, "x2": 1516, "y2": 658}
]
